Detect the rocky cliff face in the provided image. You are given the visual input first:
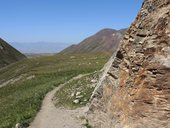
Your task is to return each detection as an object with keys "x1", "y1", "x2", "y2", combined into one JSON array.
[{"x1": 88, "y1": 0, "x2": 170, "y2": 128}]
